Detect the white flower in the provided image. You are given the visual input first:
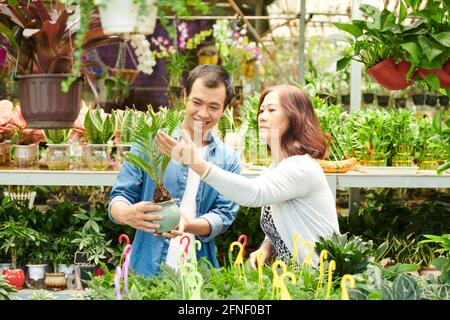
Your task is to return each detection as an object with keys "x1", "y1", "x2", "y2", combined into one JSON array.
[{"x1": 125, "y1": 34, "x2": 156, "y2": 75}]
